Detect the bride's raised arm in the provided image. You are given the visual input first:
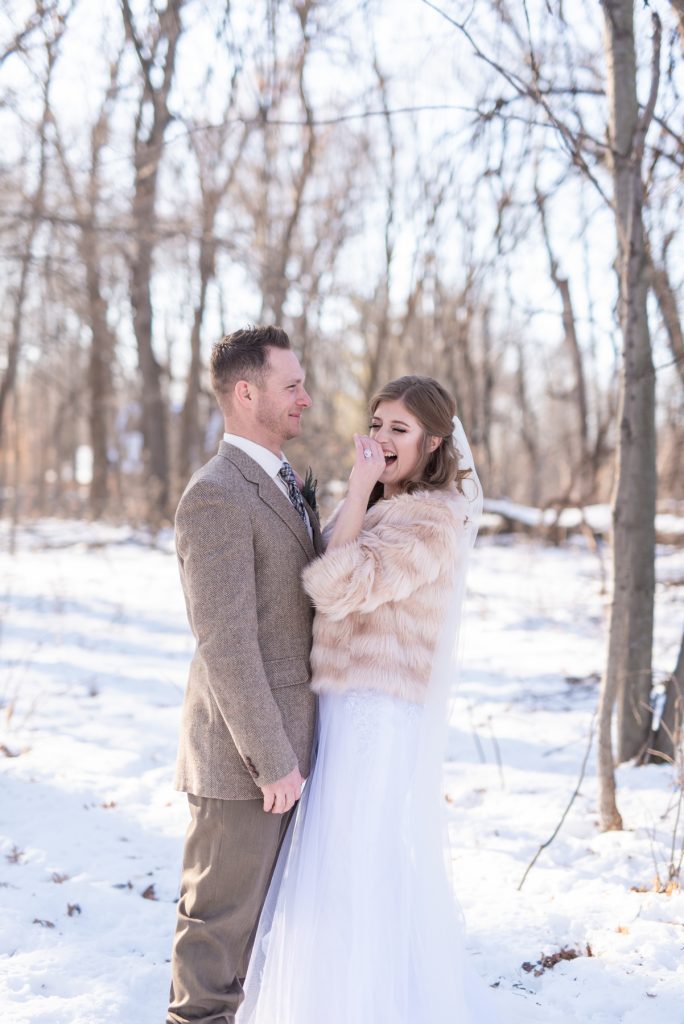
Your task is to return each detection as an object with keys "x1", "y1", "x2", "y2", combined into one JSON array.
[
  {"x1": 324, "y1": 432, "x2": 386, "y2": 550},
  {"x1": 303, "y1": 488, "x2": 471, "y2": 621}
]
